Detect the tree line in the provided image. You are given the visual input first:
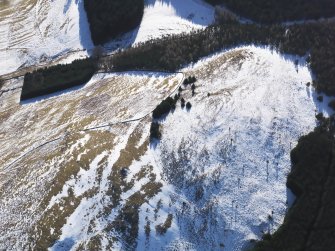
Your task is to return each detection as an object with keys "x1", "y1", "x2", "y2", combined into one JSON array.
[
  {"x1": 110, "y1": 22, "x2": 335, "y2": 96},
  {"x1": 253, "y1": 115, "x2": 335, "y2": 251},
  {"x1": 21, "y1": 59, "x2": 96, "y2": 100},
  {"x1": 22, "y1": 21, "x2": 335, "y2": 102},
  {"x1": 205, "y1": 0, "x2": 335, "y2": 24}
]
